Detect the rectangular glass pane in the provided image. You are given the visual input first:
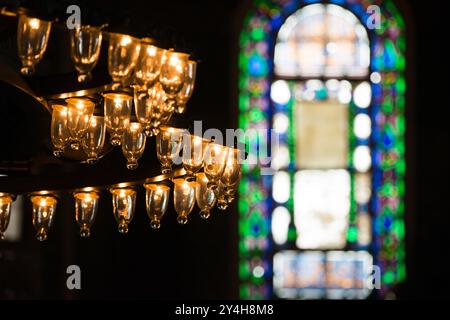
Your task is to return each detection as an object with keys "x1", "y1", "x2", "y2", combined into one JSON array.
[
  {"x1": 294, "y1": 100, "x2": 348, "y2": 169},
  {"x1": 294, "y1": 170, "x2": 350, "y2": 249}
]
